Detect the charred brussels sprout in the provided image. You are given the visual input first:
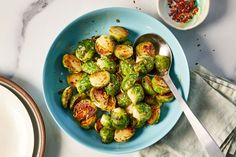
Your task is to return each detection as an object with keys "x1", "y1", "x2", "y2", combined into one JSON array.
[
  {"x1": 147, "y1": 105, "x2": 161, "y2": 125},
  {"x1": 67, "y1": 73, "x2": 83, "y2": 87},
  {"x1": 62, "y1": 54, "x2": 82, "y2": 73},
  {"x1": 100, "y1": 114, "x2": 113, "y2": 128},
  {"x1": 121, "y1": 74, "x2": 138, "y2": 91},
  {"x1": 114, "y1": 127, "x2": 135, "y2": 142},
  {"x1": 95, "y1": 35, "x2": 115, "y2": 56},
  {"x1": 80, "y1": 114, "x2": 97, "y2": 129},
  {"x1": 134, "y1": 56, "x2": 154, "y2": 74},
  {"x1": 75, "y1": 39, "x2": 95, "y2": 62},
  {"x1": 73, "y1": 99, "x2": 97, "y2": 122},
  {"x1": 95, "y1": 119, "x2": 103, "y2": 133},
  {"x1": 155, "y1": 55, "x2": 171, "y2": 75},
  {"x1": 82, "y1": 60, "x2": 99, "y2": 74},
  {"x1": 142, "y1": 75, "x2": 155, "y2": 95},
  {"x1": 96, "y1": 56, "x2": 116, "y2": 73},
  {"x1": 132, "y1": 103, "x2": 152, "y2": 127},
  {"x1": 114, "y1": 45, "x2": 133, "y2": 60},
  {"x1": 99, "y1": 127, "x2": 114, "y2": 144},
  {"x1": 75, "y1": 73, "x2": 92, "y2": 94},
  {"x1": 69, "y1": 93, "x2": 87, "y2": 109},
  {"x1": 145, "y1": 95, "x2": 161, "y2": 106},
  {"x1": 61, "y1": 86, "x2": 73, "y2": 108},
  {"x1": 89, "y1": 71, "x2": 110, "y2": 88},
  {"x1": 116, "y1": 92, "x2": 132, "y2": 108},
  {"x1": 135, "y1": 41, "x2": 156, "y2": 57},
  {"x1": 127, "y1": 84, "x2": 144, "y2": 104},
  {"x1": 109, "y1": 26, "x2": 129, "y2": 42},
  {"x1": 105, "y1": 74, "x2": 120, "y2": 96},
  {"x1": 152, "y1": 75, "x2": 170, "y2": 94},
  {"x1": 111, "y1": 108, "x2": 130, "y2": 129},
  {"x1": 156, "y1": 92, "x2": 174, "y2": 103},
  {"x1": 119, "y1": 59, "x2": 136, "y2": 76}
]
